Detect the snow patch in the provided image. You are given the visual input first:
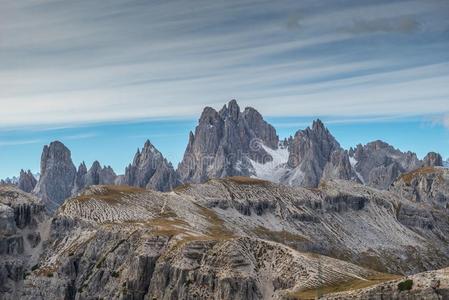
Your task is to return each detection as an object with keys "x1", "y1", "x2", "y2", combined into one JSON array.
[
  {"x1": 349, "y1": 156, "x2": 365, "y2": 184},
  {"x1": 250, "y1": 144, "x2": 289, "y2": 183}
]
